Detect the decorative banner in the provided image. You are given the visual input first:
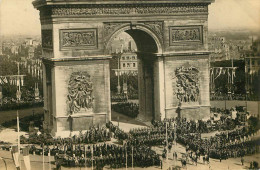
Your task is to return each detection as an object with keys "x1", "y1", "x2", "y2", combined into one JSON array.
[
  {"x1": 35, "y1": 83, "x2": 40, "y2": 100},
  {"x1": 0, "y1": 75, "x2": 25, "y2": 86},
  {"x1": 16, "y1": 90, "x2": 22, "y2": 101},
  {"x1": 0, "y1": 86, "x2": 2, "y2": 100},
  {"x1": 28, "y1": 65, "x2": 31, "y2": 74},
  {"x1": 23, "y1": 146, "x2": 31, "y2": 170},
  {"x1": 11, "y1": 146, "x2": 20, "y2": 169}
]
